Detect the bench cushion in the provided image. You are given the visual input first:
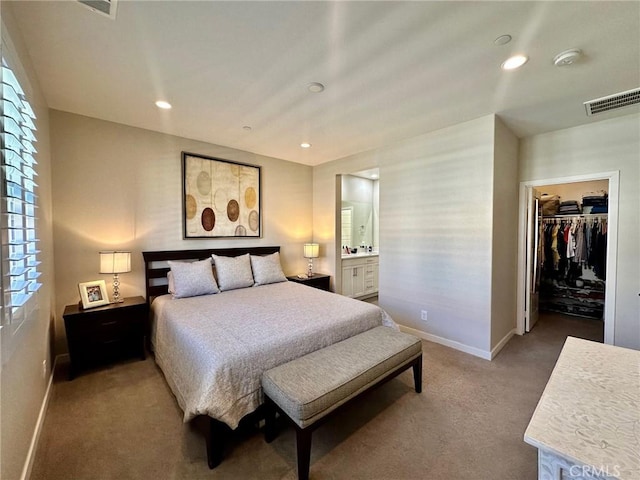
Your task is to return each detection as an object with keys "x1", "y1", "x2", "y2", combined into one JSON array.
[{"x1": 262, "y1": 326, "x2": 422, "y2": 428}]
